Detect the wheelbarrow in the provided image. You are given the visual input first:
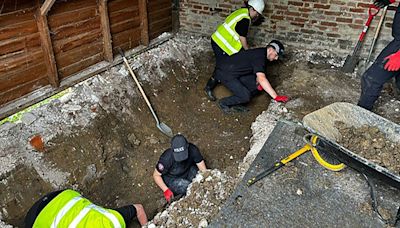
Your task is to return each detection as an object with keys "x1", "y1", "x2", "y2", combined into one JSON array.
[{"x1": 303, "y1": 102, "x2": 400, "y2": 190}]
